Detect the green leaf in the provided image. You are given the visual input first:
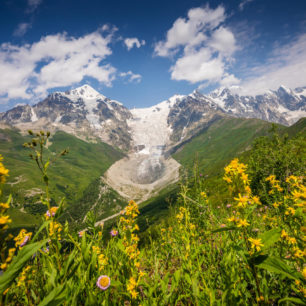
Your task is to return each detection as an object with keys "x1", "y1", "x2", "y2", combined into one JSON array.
[
  {"x1": 256, "y1": 256, "x2": 301, "y2": 281},
  {"x1": 38, "y1": 283, "x2": 66, "y2": 306},
  {"x1": 259, "y1": 228, "x2": 281, "y2": 249},
  {"x1": 0, "y1": 239, "x2": 48, "y2": 293},
  {"x1": 32, "y1": 220, "x2": 52, "y2": 242},
  {"x1": 44, "y1": 160, "x2": 50, "y2": 171},
  {"x1": 173, "y1": 270, "x2": 181, "y2": 284},
  {"x1": 184, "y1": 273, "x2": 192, "y2": 285},
  {"x1": 63, "y1": 248, "x2": 78, "y2": 278},
  {"x1": 278, "y1": 297, "x2": 306, "y2": 305}
]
